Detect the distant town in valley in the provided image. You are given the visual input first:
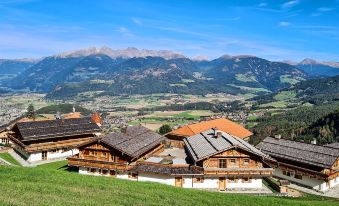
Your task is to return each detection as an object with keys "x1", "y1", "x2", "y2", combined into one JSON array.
[{"x1": 0, "y1": 0, "x2": 338, "y2": 205}]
